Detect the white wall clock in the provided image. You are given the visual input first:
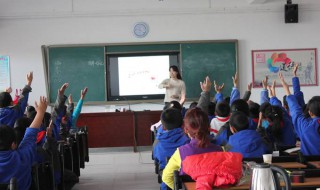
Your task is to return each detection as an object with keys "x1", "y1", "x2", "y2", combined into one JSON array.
[{"x1": 133, "y1": 22, "x2": 149, "y2": 38}]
